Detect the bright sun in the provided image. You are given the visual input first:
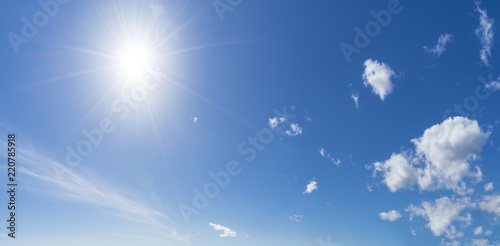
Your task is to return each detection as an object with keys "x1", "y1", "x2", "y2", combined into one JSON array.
[{"x1": 116, "y1": 44, "x2": 153, "y2": 79}]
